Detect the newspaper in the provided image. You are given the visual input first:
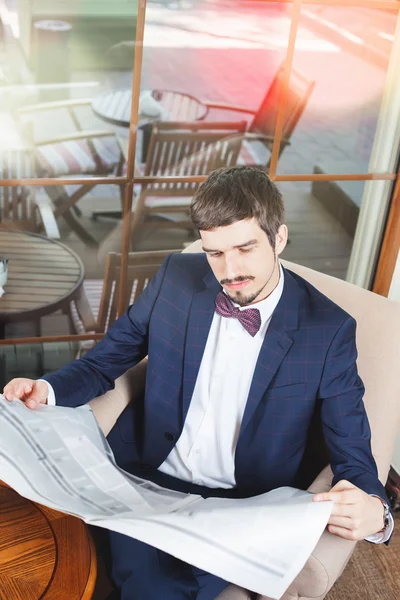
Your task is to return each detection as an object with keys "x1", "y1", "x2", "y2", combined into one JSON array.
[{"x1": 0, "y1": 395, "x2": 333, "y2": 599}]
